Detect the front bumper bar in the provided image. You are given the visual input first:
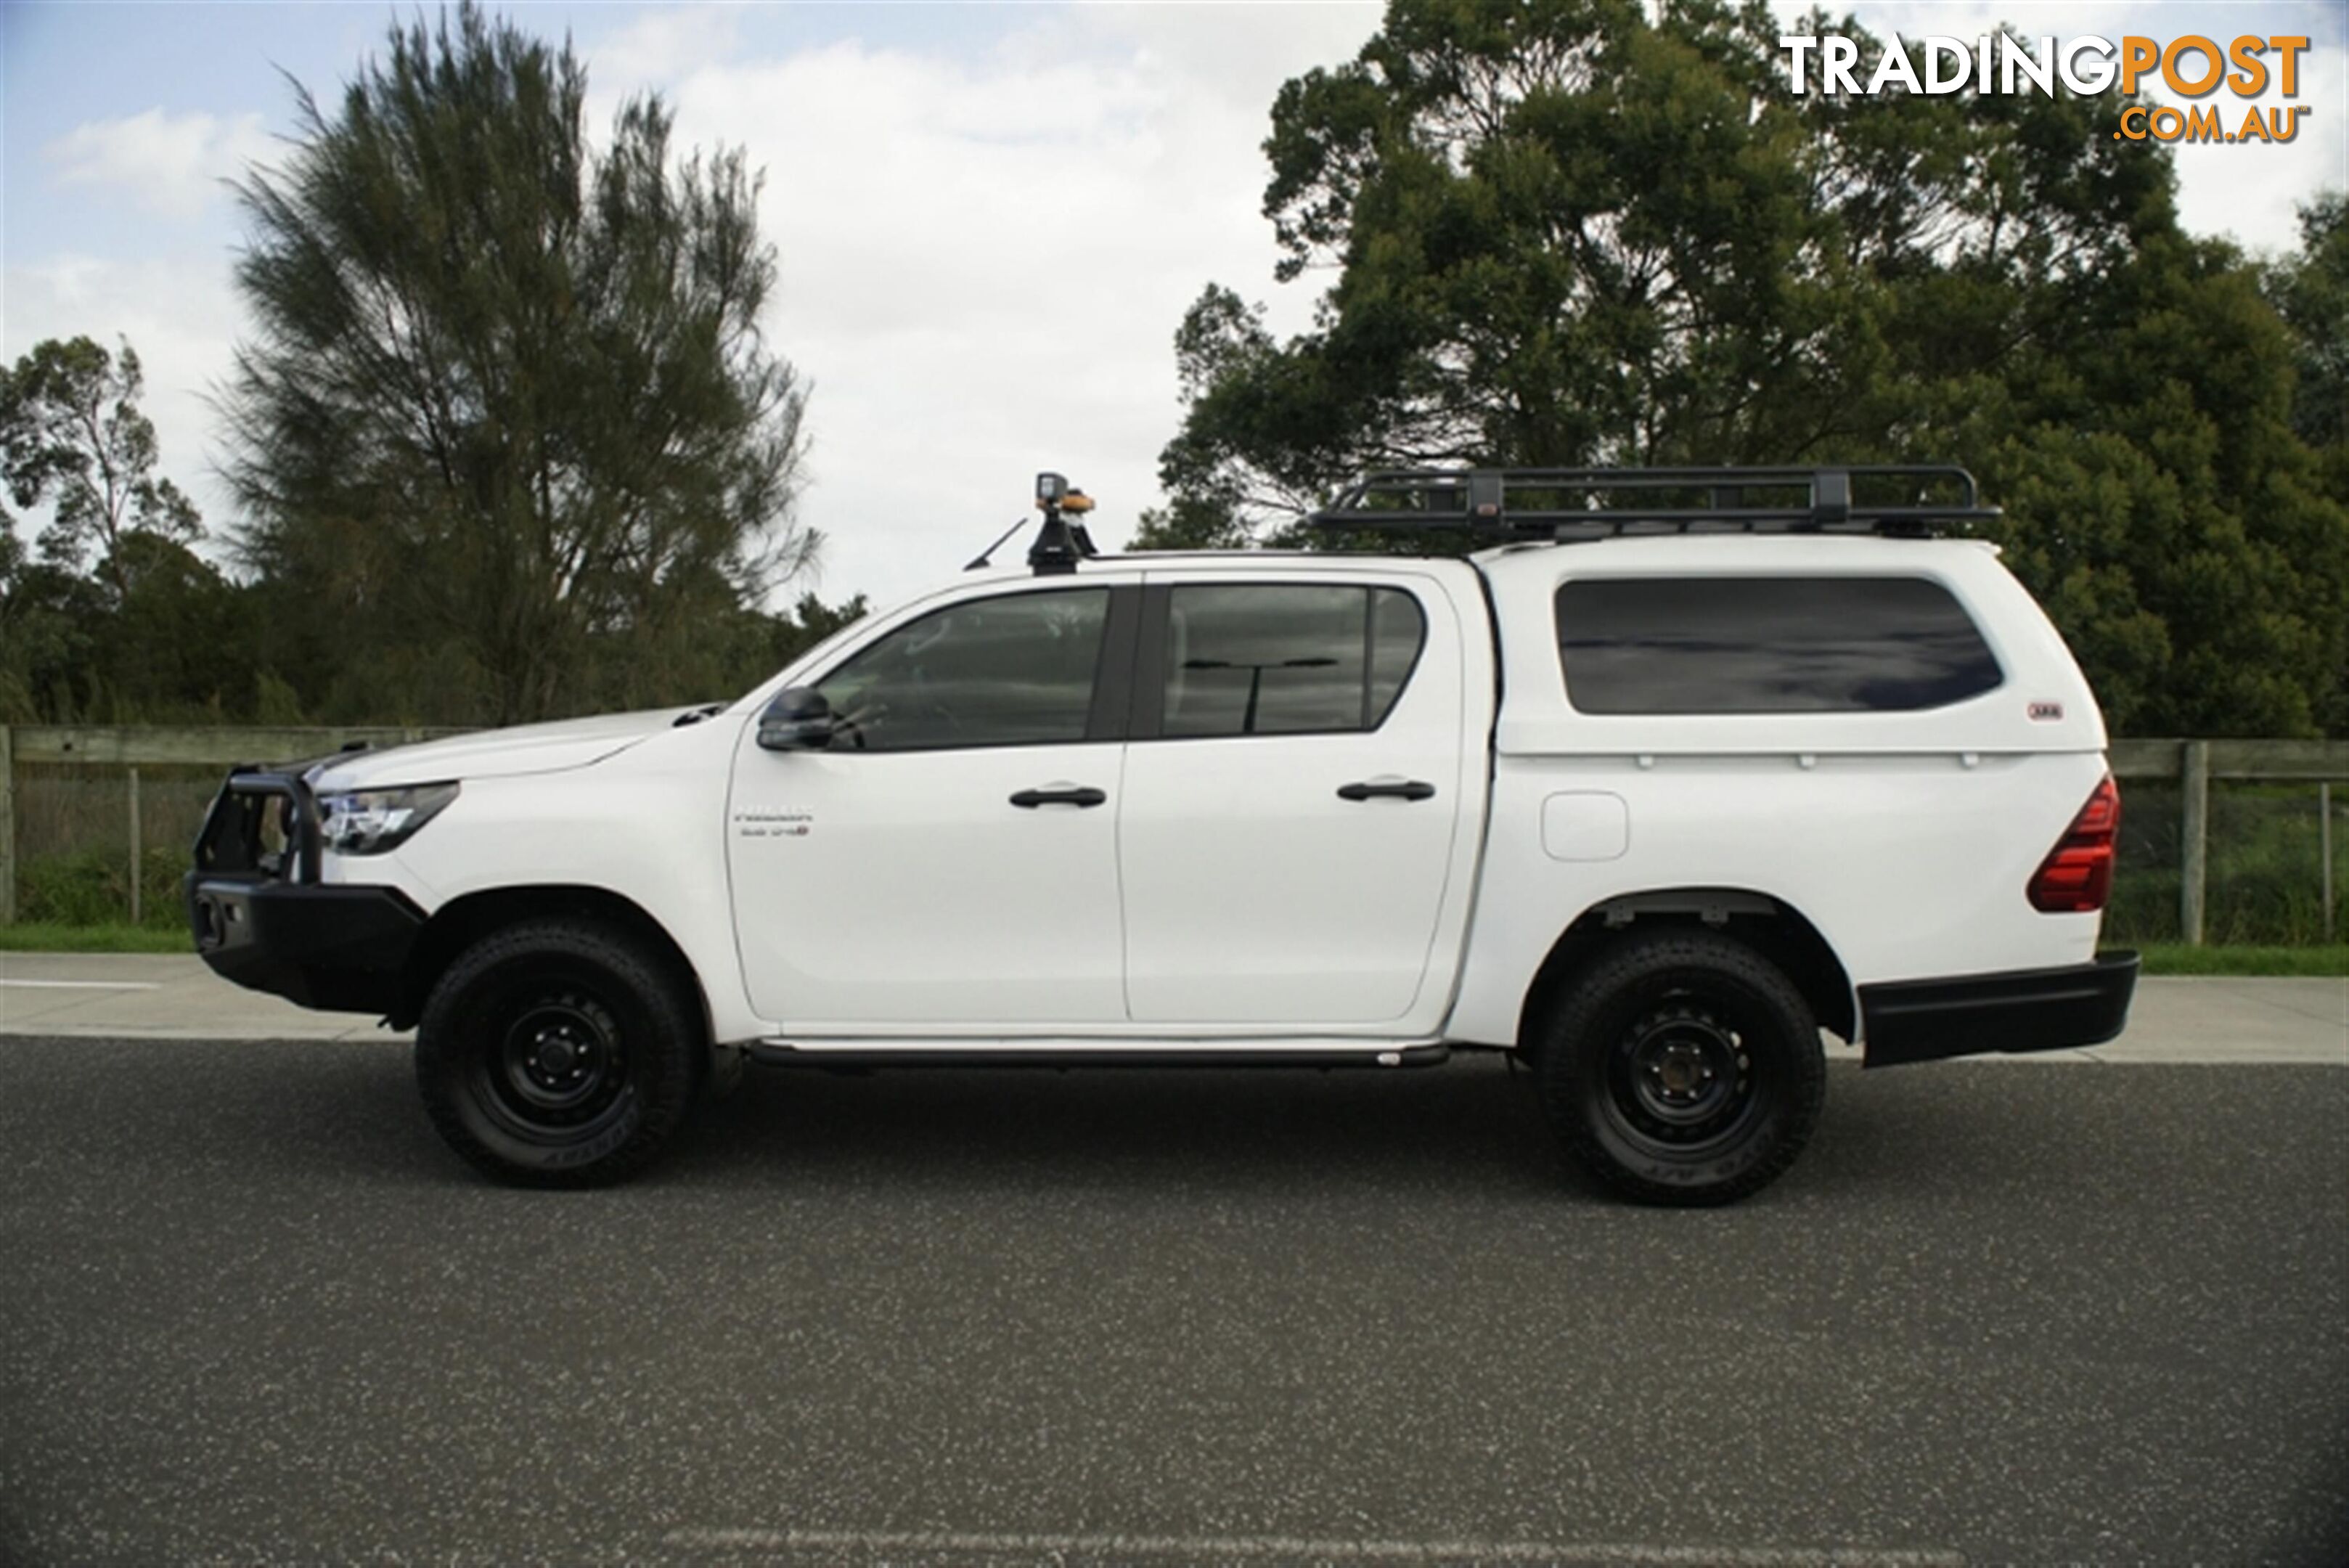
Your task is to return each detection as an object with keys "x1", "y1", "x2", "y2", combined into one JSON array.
[
  {"x1": 1860, "y1": 952, "x2": 2140, "y2": 1068},
  {"x1": 185, "y1": 876, "x2": 423, "y2": 1013},
  {"x1": 185, "y1": 764, "x2": 422, "y2": 1016}
]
